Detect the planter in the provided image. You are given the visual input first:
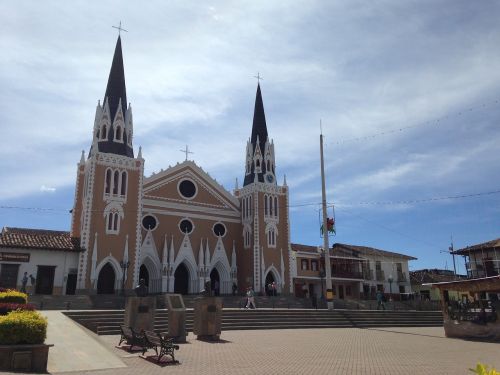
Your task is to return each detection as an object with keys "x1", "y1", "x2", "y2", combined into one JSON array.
[{"x1": 0, "y1": 343, "x2": 53, "y2": 373}]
